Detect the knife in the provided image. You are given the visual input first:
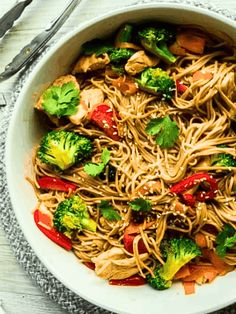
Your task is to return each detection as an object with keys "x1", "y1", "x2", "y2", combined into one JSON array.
[
  {"x1": 0, "y1": 0, "x2": 33, "y2": 38},
  {"x1": 0, "y1": 0, "x2": 81, "y2": 82}
]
